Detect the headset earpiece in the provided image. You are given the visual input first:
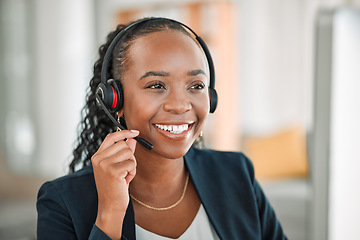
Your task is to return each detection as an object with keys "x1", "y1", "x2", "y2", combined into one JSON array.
[
  {"x1": 109, "y1": 79, "x2": 124, "y2": 111},
  {"x1": 95, "y1": 79, "x2": 123, "y2": 113},
  {"x1": 209, "y1": 88, "x2": 218, "y2": 114},
  {"x1": 196, "y1": 36, "x2": 218, "y2": 113}
]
